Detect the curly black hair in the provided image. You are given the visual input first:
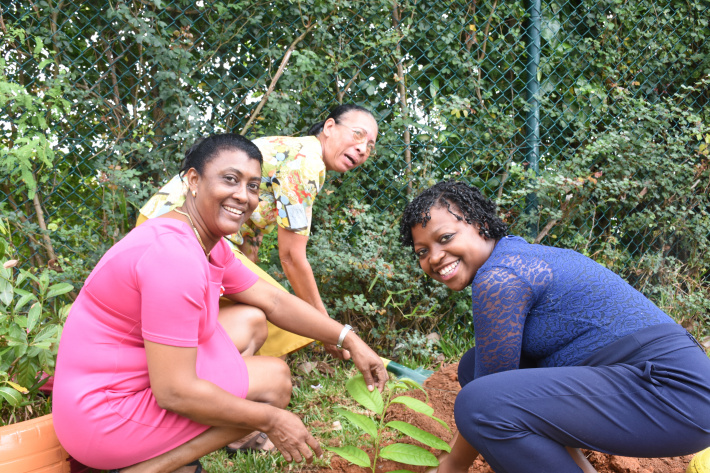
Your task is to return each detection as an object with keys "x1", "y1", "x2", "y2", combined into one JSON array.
[{"x1": 399, "y1": 180, "x2": 508, "y2": 249}]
